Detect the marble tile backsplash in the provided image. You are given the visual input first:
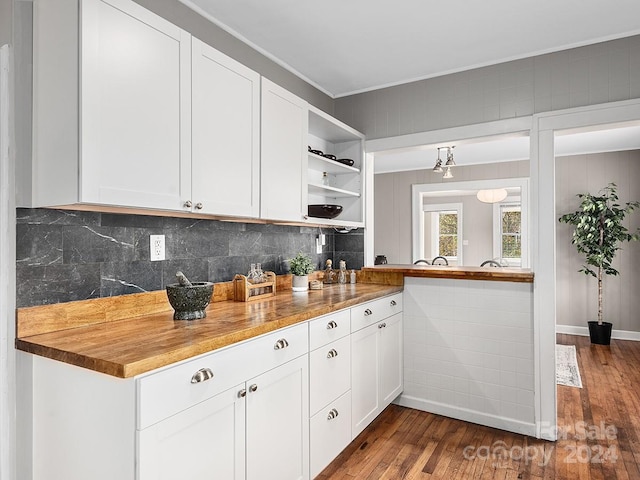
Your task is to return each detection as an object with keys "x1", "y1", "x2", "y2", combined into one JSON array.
[{"x1": 16, "y1": 208, "x2": 365, "y2": 308}]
